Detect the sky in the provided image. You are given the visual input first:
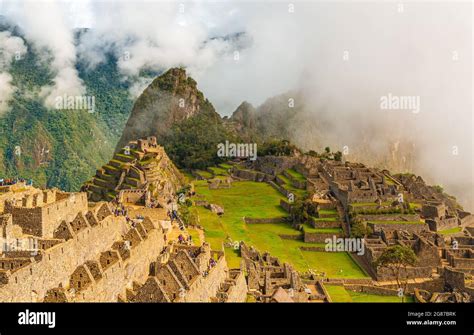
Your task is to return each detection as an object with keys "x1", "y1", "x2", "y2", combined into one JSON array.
[{"x1": 0, "y1": 0, "x2": 472, "y2": 209}]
